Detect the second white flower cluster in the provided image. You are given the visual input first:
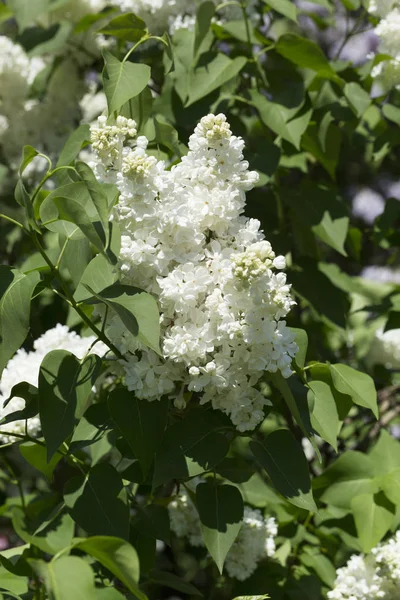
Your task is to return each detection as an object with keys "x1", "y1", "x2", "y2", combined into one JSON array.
[{"x1": 89, "y1": 113, "x2": 298, "y2": 432}]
